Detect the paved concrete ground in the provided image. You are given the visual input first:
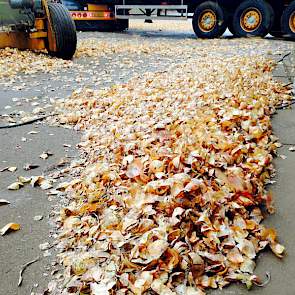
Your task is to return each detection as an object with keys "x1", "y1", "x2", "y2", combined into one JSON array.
[{"x1": 0, "y1": 24, "x2": 294, "y2": 295}]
